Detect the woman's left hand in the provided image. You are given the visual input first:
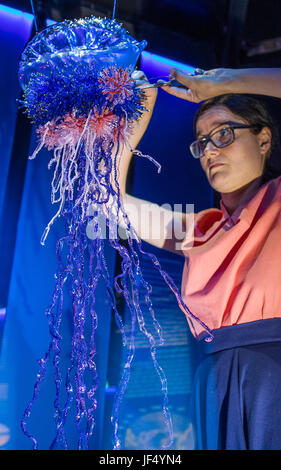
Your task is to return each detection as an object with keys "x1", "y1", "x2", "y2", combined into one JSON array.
[{"x1": 160, "y1": 68, "x2": 236, "y2": 103}]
